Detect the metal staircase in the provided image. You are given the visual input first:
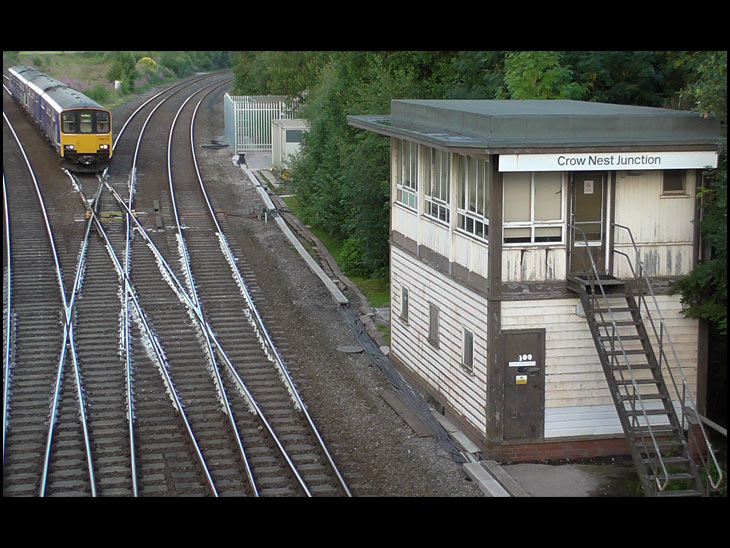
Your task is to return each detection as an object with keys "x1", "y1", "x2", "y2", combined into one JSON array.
[{"x1": 567, "y1": 223, "x2": 723, "y2": 497}]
